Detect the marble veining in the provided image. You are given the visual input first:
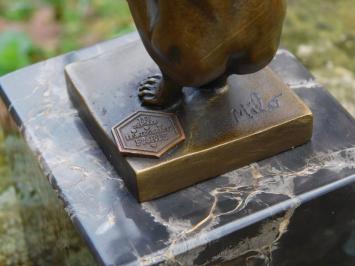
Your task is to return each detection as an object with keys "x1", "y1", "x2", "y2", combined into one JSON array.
[{"x1": 0, "y1": 33, "x2": 355, "y2": 265}]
